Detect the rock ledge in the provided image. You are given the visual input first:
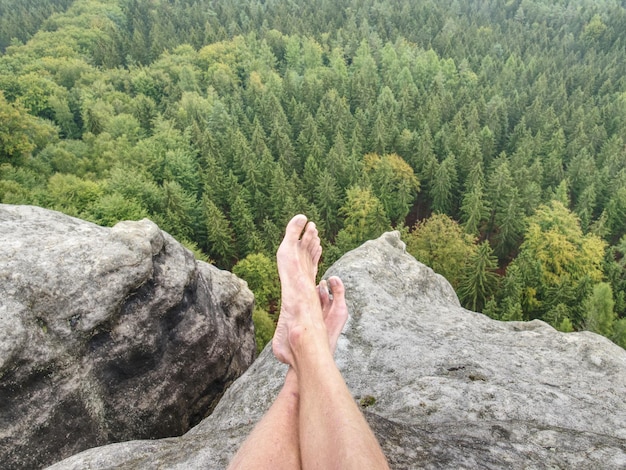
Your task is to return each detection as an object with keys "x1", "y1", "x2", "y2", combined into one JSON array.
[
  {"x1": 49, "y1": 230, "x2": 626, "y2": 469},
  {"x1": 0, "y1": 205, "x2": 255, "y2": 469}
]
